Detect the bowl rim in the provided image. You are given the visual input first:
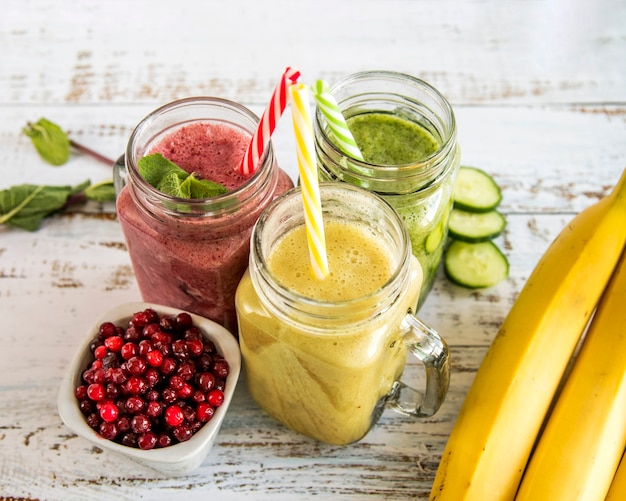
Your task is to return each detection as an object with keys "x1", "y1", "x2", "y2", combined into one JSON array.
[{"x1": 57, "y1": 301, "x2": 241, "y2": 466}]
